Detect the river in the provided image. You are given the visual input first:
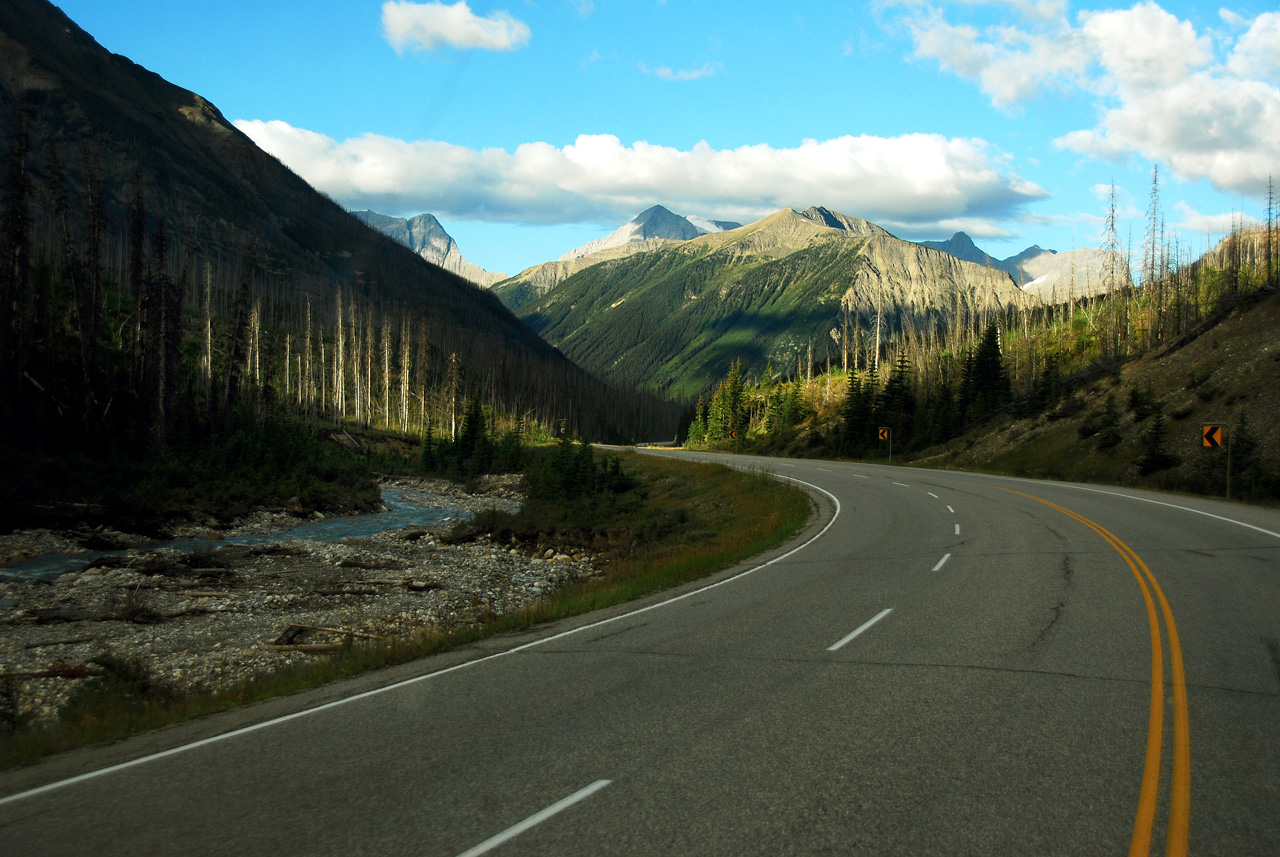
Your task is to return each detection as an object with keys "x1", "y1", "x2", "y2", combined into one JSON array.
[{"x1": 0, "y1": 487, "x2": 461, "y2": 582}]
